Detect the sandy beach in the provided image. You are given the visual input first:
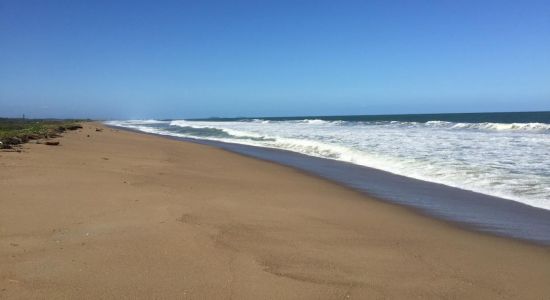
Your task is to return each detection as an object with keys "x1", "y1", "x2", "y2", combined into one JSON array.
[{"x1": 1, "y1": 123, "x2": 549, "y2": 299}]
